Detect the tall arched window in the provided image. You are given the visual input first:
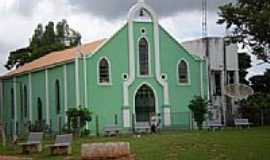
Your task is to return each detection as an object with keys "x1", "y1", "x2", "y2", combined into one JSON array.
[
  {"x1": 55, "y1": 80, "x2": 61, "y2": 115},
  {"x1": 139, "y1": 38, "x2": 149, "y2": 75},
  {"x1": 11, "y1": 88, "x2": 15, "y2": 119},
  {"x1": 98, "y1": 58, "x2": 110, "y2": 83},
  {"x1": 23, "y1": 85, "x2": 28, "y2": 118},
  {"x1": 178, "y1": 60, "x2": 189, "y2": 84},
  {"x1": 37, "y1": 98, "x2": 42, "y2": 121}
]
